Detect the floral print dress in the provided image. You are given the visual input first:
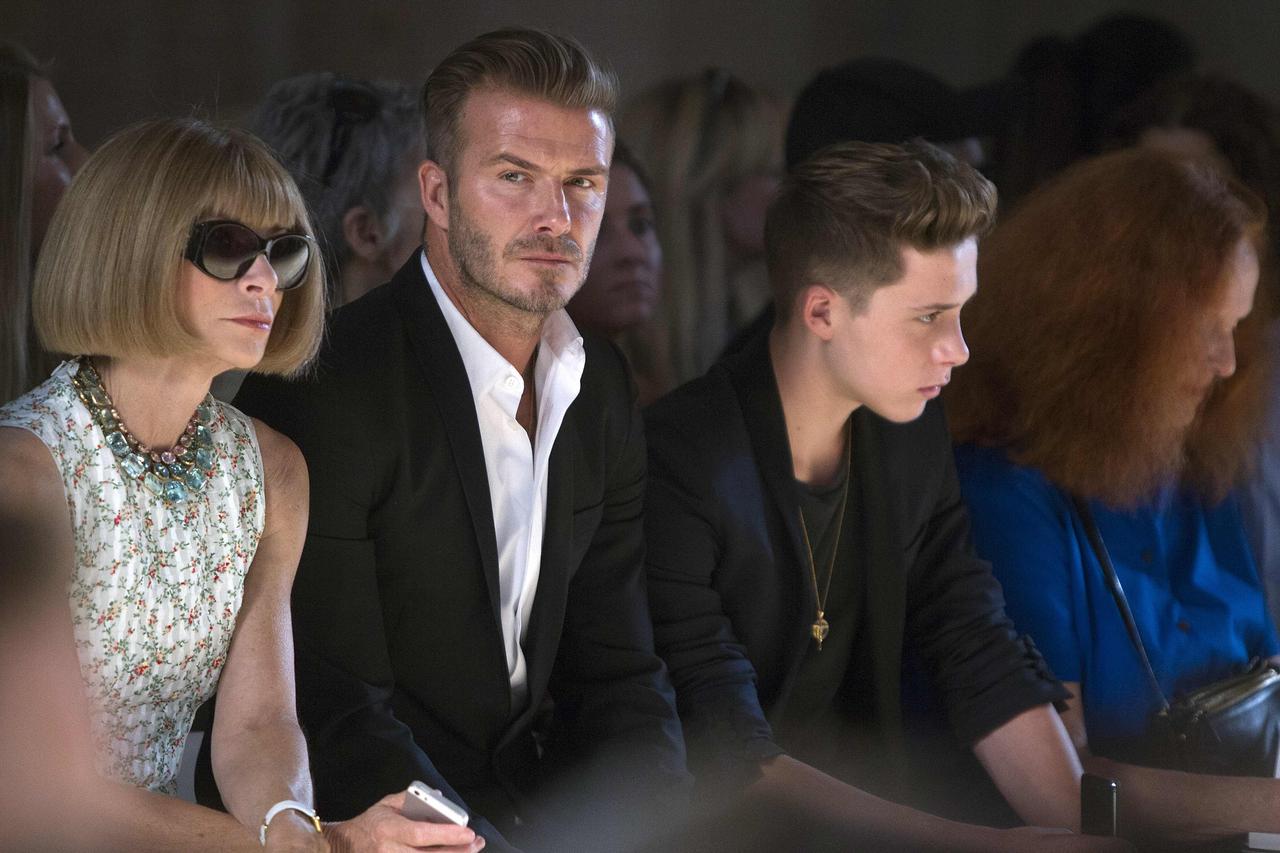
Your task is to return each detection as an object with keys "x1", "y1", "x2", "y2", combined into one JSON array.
[{"x1": 0, "y1": 360, "x2": 264, "y2": 793}]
